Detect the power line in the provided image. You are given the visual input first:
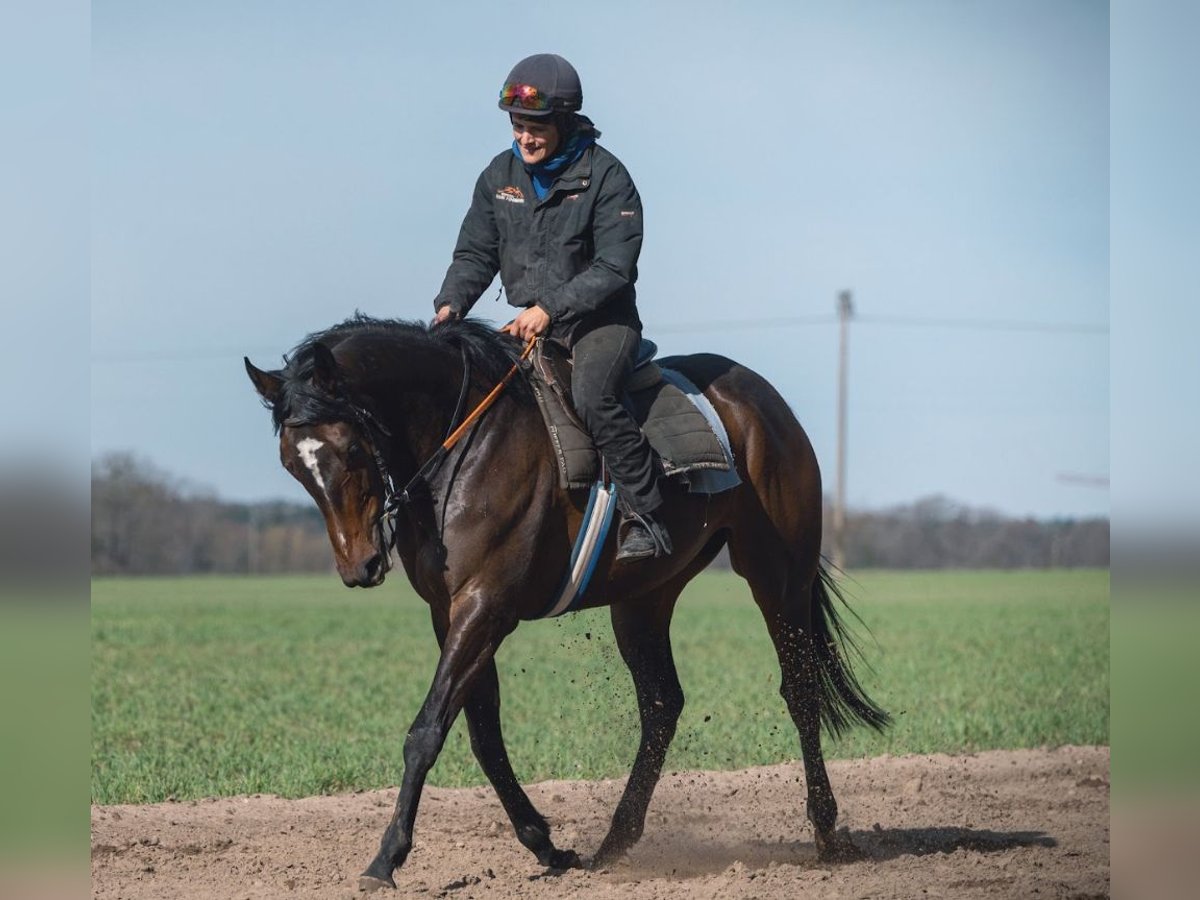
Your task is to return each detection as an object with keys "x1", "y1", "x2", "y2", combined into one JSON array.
[
  {"x1": 649, "y1": 313, "x2": 1107, "y2": 336},
  {"x1": 648, "y1": 314, "x2": 835, "y2": 335},
  {"x1": 1057, "y1": 473, "x2": 1109, "y2": 488},
  {"x1": 92, "y1": 346, "x2": 290, "y2": 365},
  {"x1": 855, "y1": 315, "x2": 1108, "y2": 335}
]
